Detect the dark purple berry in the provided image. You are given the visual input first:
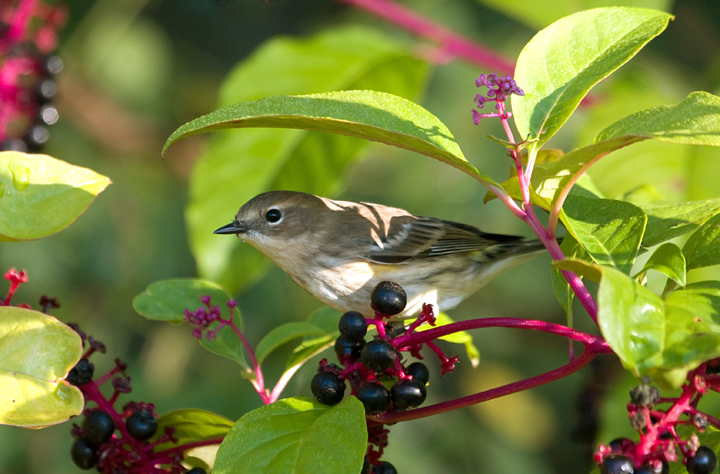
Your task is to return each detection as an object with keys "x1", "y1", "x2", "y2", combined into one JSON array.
[
  {"x1": 373, "y1": 461, "x2": 397, "y2": 474},
  {"x1": 125, "y1": 409, "x2": 157, "y2": 440},
  {"x1": 24, "y1": 124, "x2": 49, "y2": 152},
  {"x1": 629, "y1": 384, "x2": 659, "y2": 407},
  {"x1": 311, "y1": 372, "x2": 345, "y2": 406},
  {"x1": 600, "y1": 454, "x2": 634, "y2": 474},
  {"x1": 371, "y1": 281, "x2": 407, "y2": 316},
  {"x1": 70, "y1": 437, "x2": 97, "y2": 470},
  {"x1": 334, "y1": 335, "x2": 364, "y2": 361},
  {"x1": 608, "y1": 438, "x2": 631, "y2": 453},
  {"x1": 44, "y1": 55, "x2": 63, "y2": 76},
  {"x1": 635, "y1": 460, "x2": 668, "y2": 474},
  {"x1": 0, "y1": 138, "x2": 28, "y2": 152},
  {"x1": 687, "y1": 446, "x2": 717, "y2": 474},
  {"x1": 39, "y1": 105, "x2": 59, "y2": 125},
  {"x1": 339, "y1": 311, "x2": 367, "y2": 342},
  {"x1": 67, "y1": 359, "x2": 94, "y2": 386},
  {"x1": 186, "y1": 468, "x2": 207, "y2": 474},
  {"x1": 82, "y1": 410, "x2": 115, "y2": 444},
  {"x1": 405, "y1": 362, "x2": 429, "y2": 385},
  {"x1": 356, "y1": 383, "x2": 390, "y2": 415},
  {"x1": 361, "y1": 338, "x2": 396, "y2": 373},
  {"x1": 35, "y1": 79, "x2": 57, "y2": 103},
  {"x1": 391, "y1": 379, "x2": 427, "y2": 410}
]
